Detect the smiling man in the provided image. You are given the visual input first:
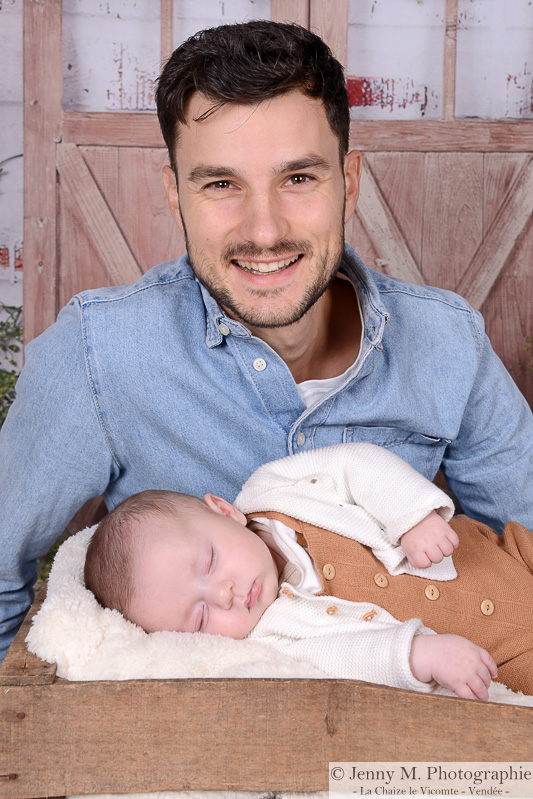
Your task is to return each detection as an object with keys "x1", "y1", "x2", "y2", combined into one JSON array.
[{"x1": 1, "y1": 20, "x2": 532, "y2": 663}]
